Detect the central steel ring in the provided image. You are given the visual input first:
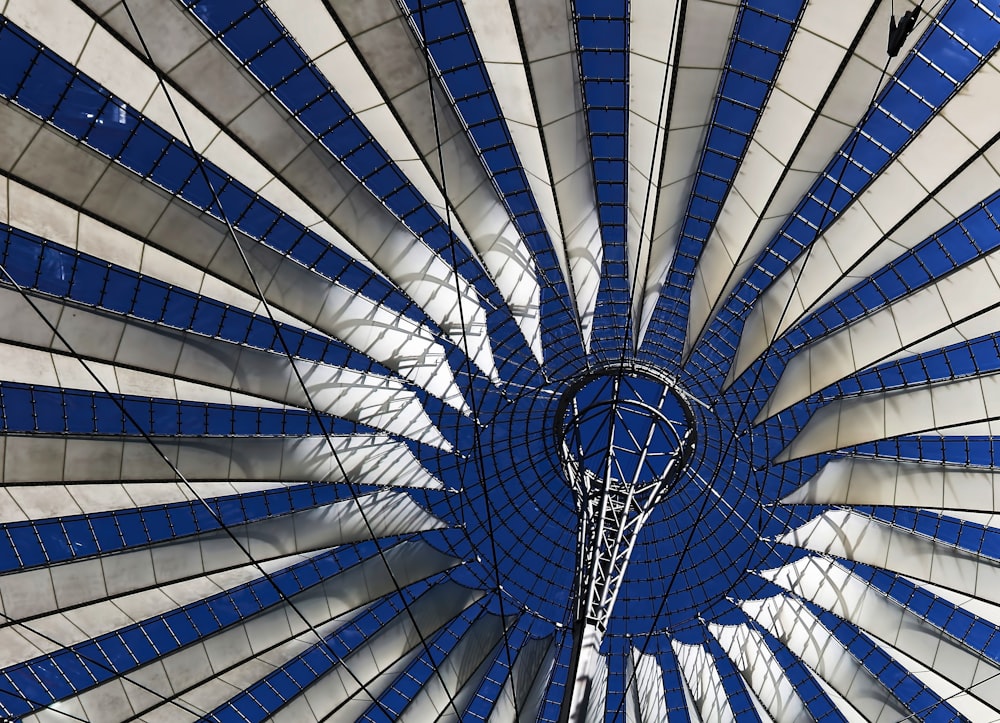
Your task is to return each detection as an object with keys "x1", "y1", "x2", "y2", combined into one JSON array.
[{"x1": 555, "y1": 364, "x2": 698, "y2": 498}]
